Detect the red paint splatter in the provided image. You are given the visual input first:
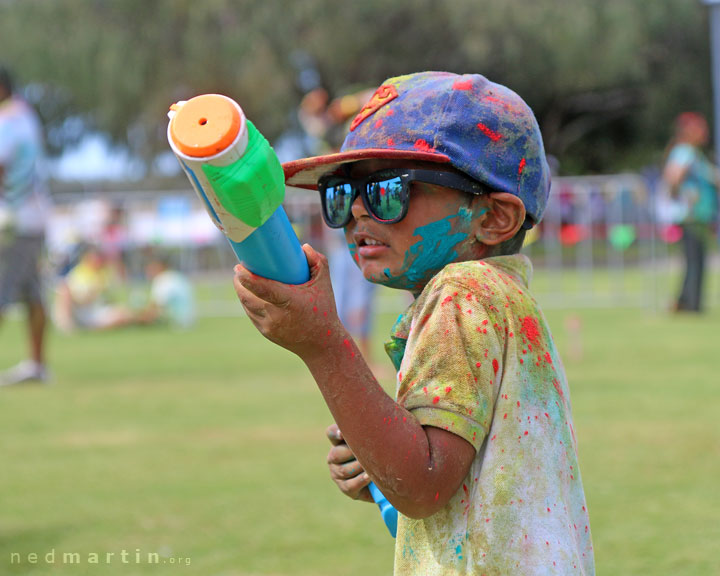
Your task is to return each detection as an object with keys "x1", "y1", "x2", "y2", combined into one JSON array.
[
  {"x1": 520, "y1": 316, "x2": 541, "y2": 343},
  {"x1": 342, "y1": 339, "x2": 356, "y2": 358},
  {"x1": 445, "y1": 386, "x2": 452, "y2": 393},
  {"x1": 476, "y1": 122, "x2": 503, "y2": 142},
  {"x1": 492, "y1": 358, "x2": 499, "y2": 374},
  {"x1": 435, "y1": 491, "x2": 440, "y2": 501},
  {"x1": 374, "y1": 119, "x2": 383, "y2": 129},
  {"x1": 441, "y1": 295, "x2": 454, "y2": 306},
  {"x1": 387, "y1": 137, "x2": 395, "y2": 146},
  {"x1": 453, "y1": 79, "x2": 473, "y2": 90},
  {"x1": 476, "y1": 361, "x2": 482, "y2": 368},
  {"x1": 414, "y1": 139, "x2": 435, "y2": 153},
  {"x1": 518, "y1": 158, "x2": 526, "y2": 176},
  {"x1": 312, "y1": 306, "x2": 318, "y2": 313},
  {"x1": 544, "y1": 351, "x2": 553, "y2": 364},
  {"x1": 433, "y1": 396, "x2": 440, "y2": 404}
]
